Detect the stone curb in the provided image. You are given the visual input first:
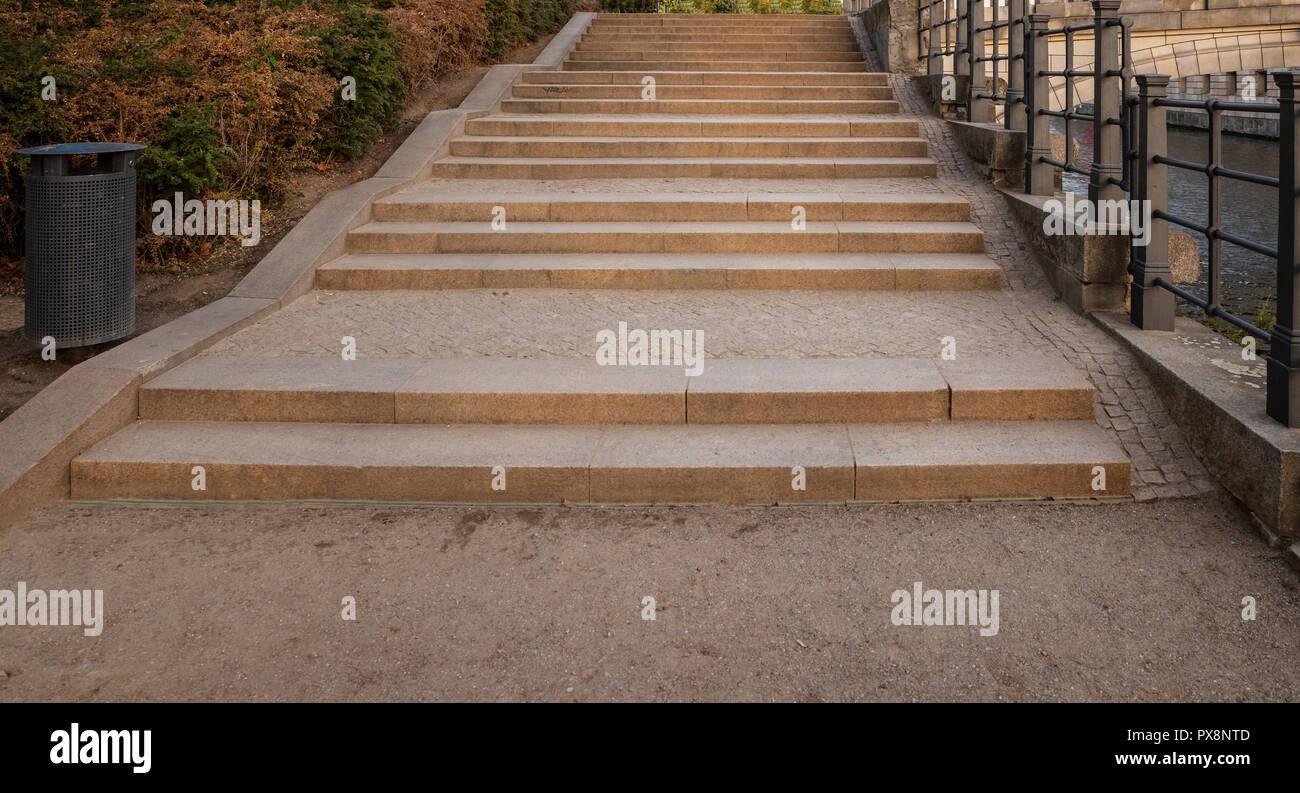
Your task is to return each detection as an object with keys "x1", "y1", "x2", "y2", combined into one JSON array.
[
  {"x1": 1093, "y1": 310, "x2": 1300, "y2": 543},
  {"x1": 0, "y1": 11, "x2": 597, "y2": 529}
]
